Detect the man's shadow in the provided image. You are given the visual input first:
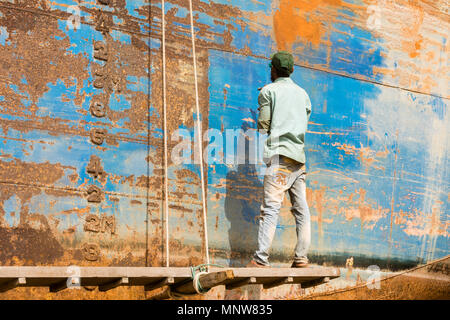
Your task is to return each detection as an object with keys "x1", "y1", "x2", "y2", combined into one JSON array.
[
  {"x1": 223, "y1": 117, "x2": 264, "y2": 299},
  {"x1": 224, "y1": 117, "x2": 263, "y2": 268}
]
